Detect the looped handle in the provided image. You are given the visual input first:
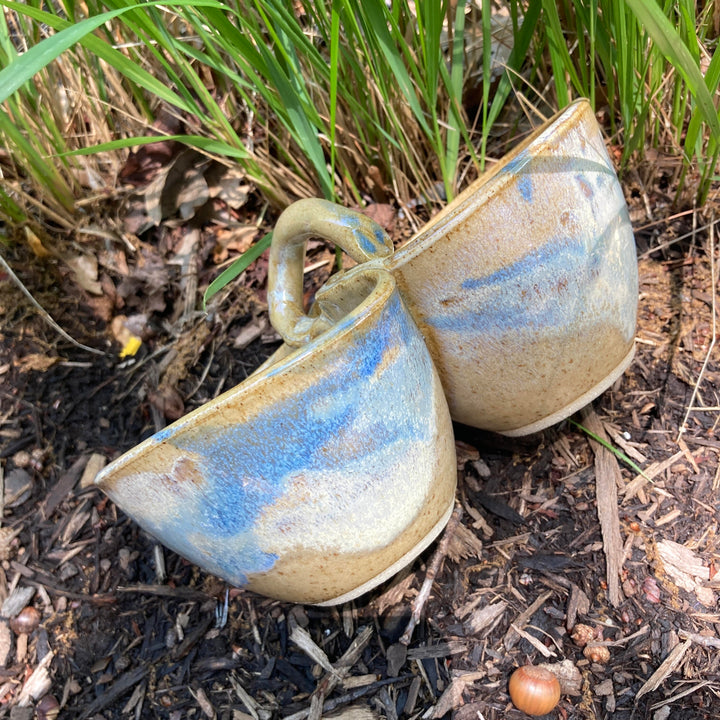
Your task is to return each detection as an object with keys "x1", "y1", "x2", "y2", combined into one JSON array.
[{"x1": 268, "y1": 199, "x2": 394, "y2": 347}]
